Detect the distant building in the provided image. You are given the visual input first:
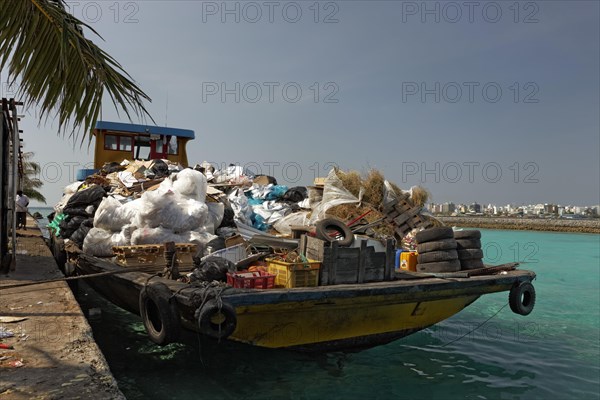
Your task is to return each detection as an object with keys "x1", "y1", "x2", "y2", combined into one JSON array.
[
  {"x1": 442, "y1": 202, "x2": 455, "y2": 214},
  {"x1": 544, "y1": 204, "x2": 558, "y2": 215},
  {"x1": 469, "y1": 202, "x2": 481, "y2": 213}
]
